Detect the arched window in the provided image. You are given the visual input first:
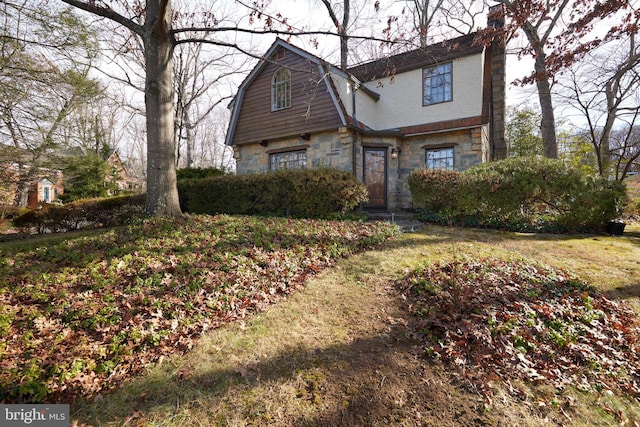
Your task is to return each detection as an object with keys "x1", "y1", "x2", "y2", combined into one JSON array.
[{"x1": 271, "y1": 68, "x2": 291, "y2": 111}]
